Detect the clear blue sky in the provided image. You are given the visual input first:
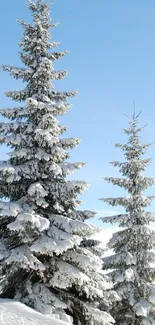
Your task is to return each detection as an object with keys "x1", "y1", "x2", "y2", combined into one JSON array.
[{"x1": 1, "y1": 0, "x2": 155, "y2": 227}]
